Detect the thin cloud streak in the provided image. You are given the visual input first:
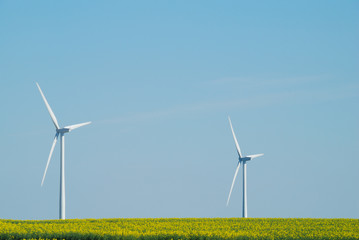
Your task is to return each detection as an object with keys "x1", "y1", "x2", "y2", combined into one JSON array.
[
  {"x1": 208, "y1": 75, "x2": 330, "y2": 87},
  {"x1": 99, "y1": 81, "x2": 358, "y2": 125}
]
